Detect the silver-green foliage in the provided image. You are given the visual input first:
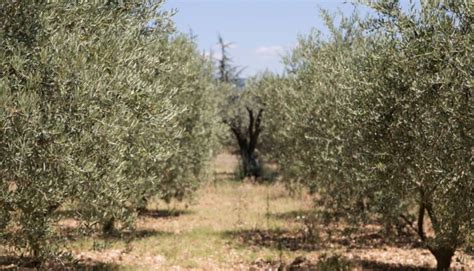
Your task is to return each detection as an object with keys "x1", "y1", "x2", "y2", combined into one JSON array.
[
  {"x1": 0, "y1": 1, "x2": 218, "y2": 258},
  {"x1": 262, "y1": 1, "x2": 472, "y2": 268}
]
